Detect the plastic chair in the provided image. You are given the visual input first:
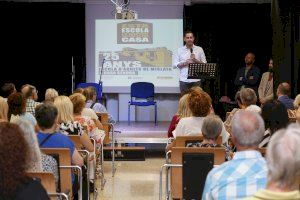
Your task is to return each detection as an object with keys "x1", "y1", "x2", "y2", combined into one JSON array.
[
  {"x1": 76, "y1": 82, "x2": 102, "y2": 101},
  {"x1": 128, "y1": 82, "x2": 157, "y2": 125}
]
